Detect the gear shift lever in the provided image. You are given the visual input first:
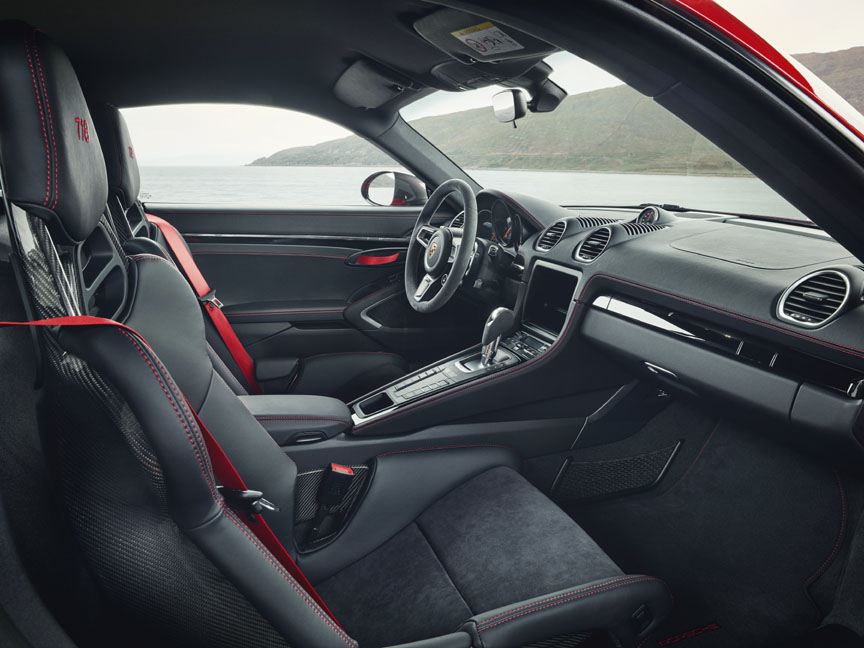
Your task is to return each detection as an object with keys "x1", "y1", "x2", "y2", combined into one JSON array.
[{"x1": 481, "y1": 307, "x2": 515, "y2": 366}]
